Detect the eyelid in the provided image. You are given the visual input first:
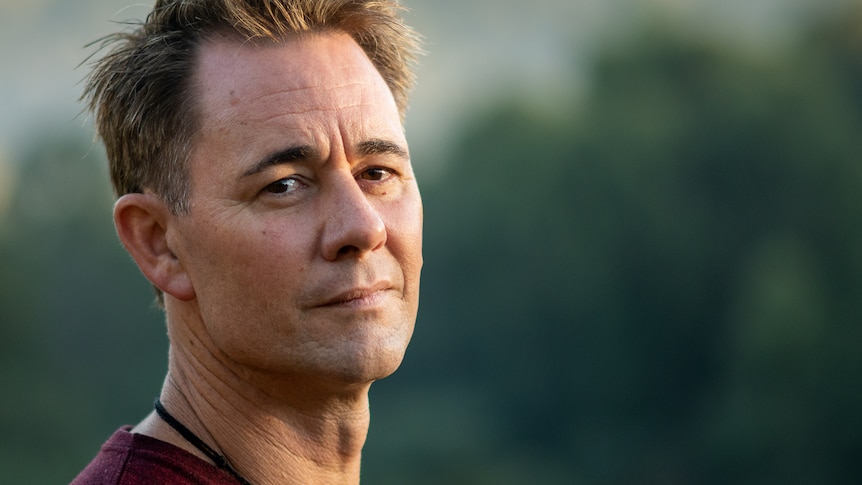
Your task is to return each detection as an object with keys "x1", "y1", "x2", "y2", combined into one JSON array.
[
  {"x1": 357, "y1": 155, "x2": 406, "y2": 174},
  {"x1": 357, "y1": 165, "x2": 400, "y2": 181},
  {"x1": 261, "y1": 175, "x2": 308, "y2": 196}
]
